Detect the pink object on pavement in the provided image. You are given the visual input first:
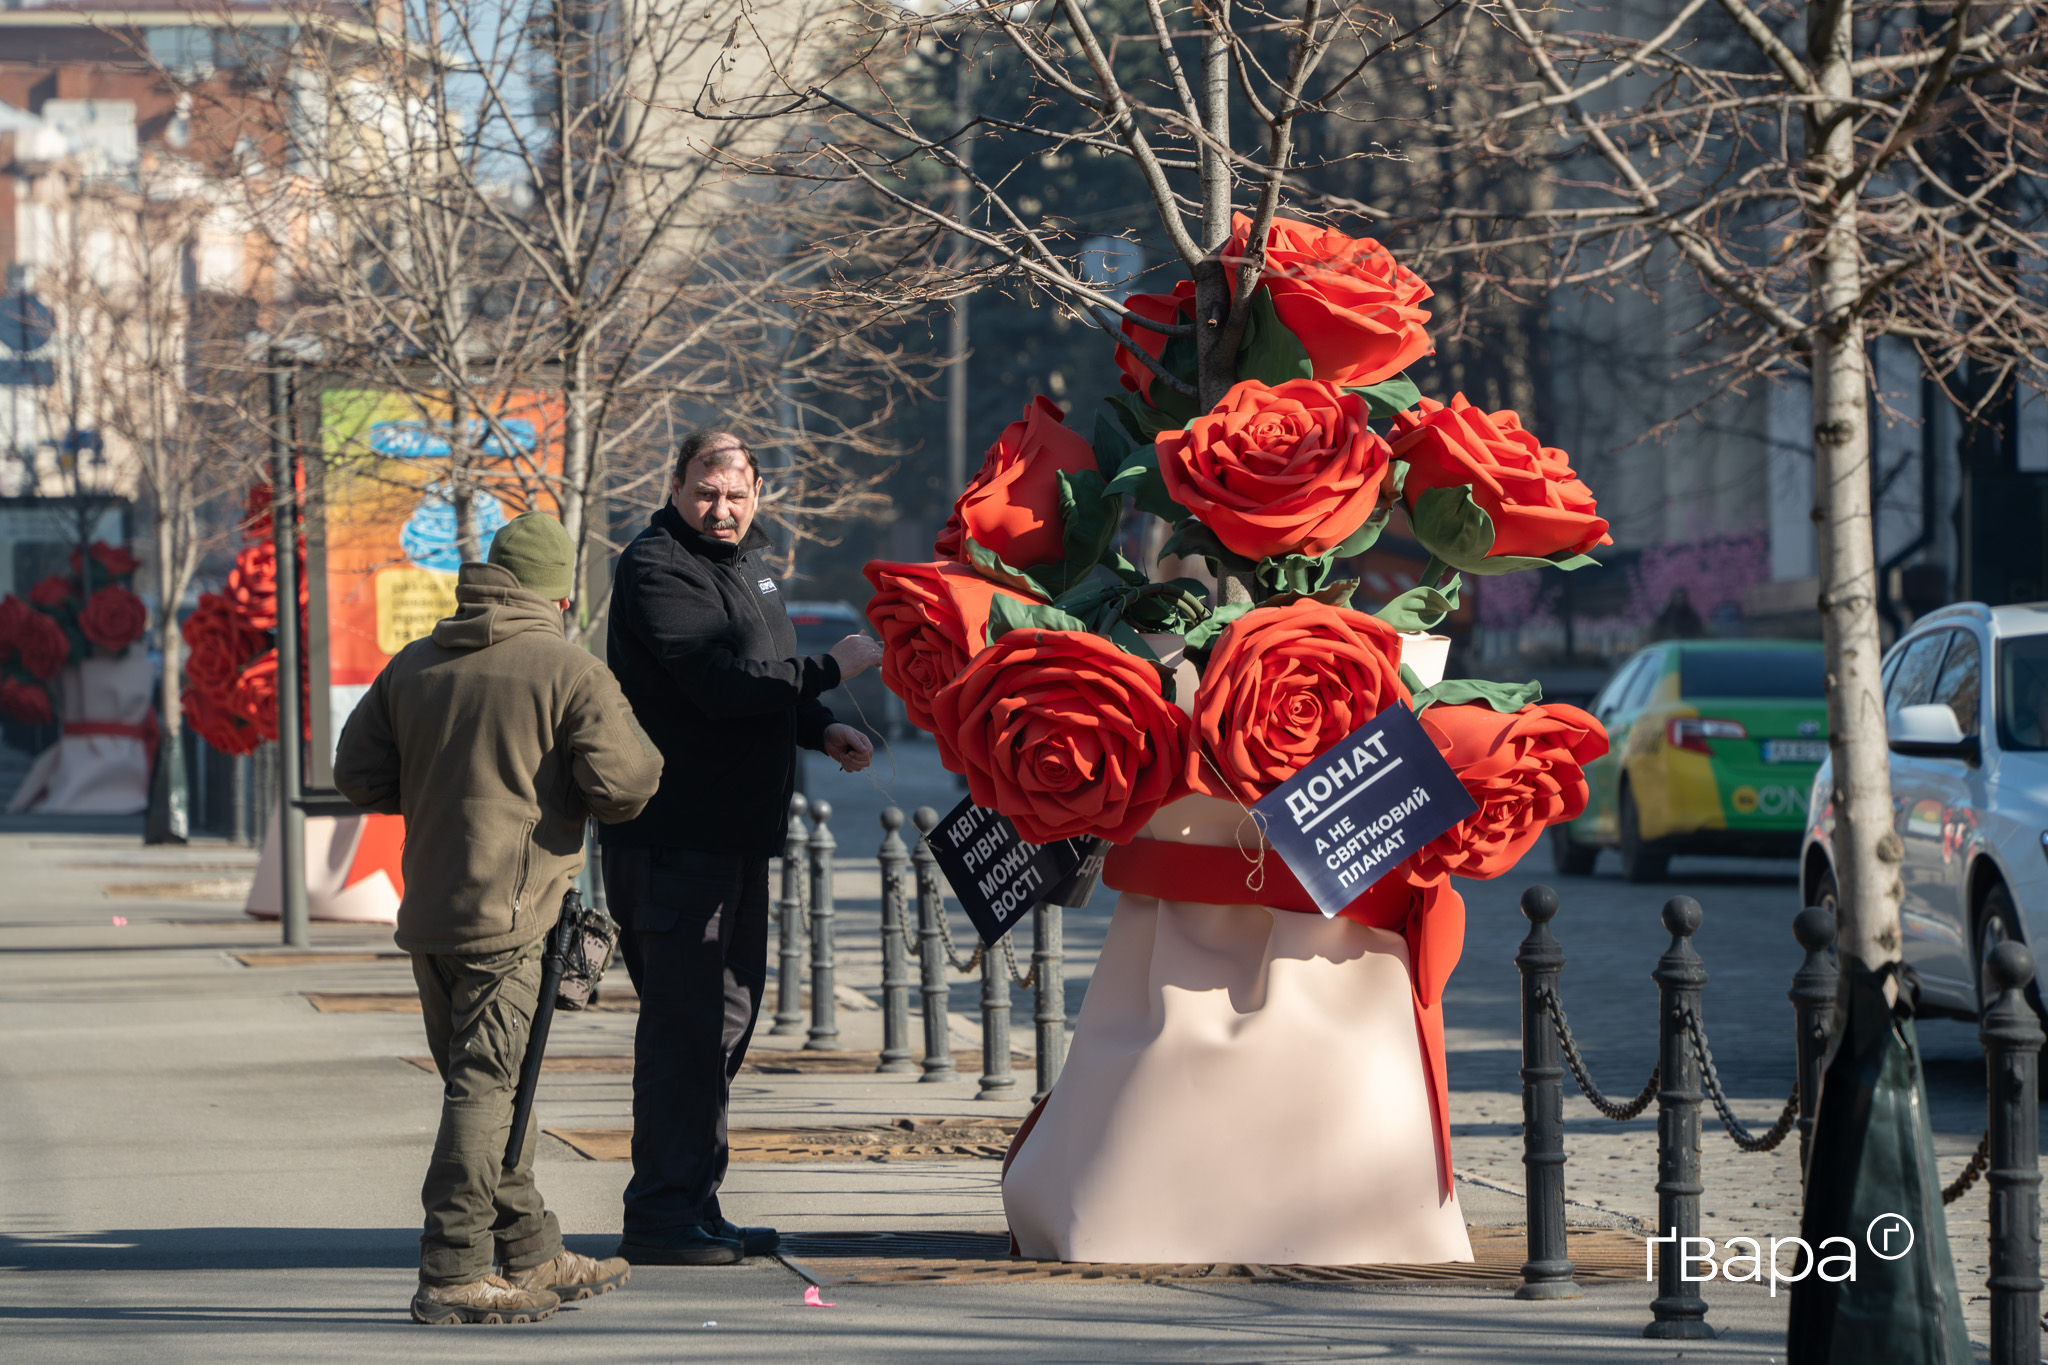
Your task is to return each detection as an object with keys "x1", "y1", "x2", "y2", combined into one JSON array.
[{"x1": 802, "y1": 1286, "x2": 835, "y2": 1307}]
